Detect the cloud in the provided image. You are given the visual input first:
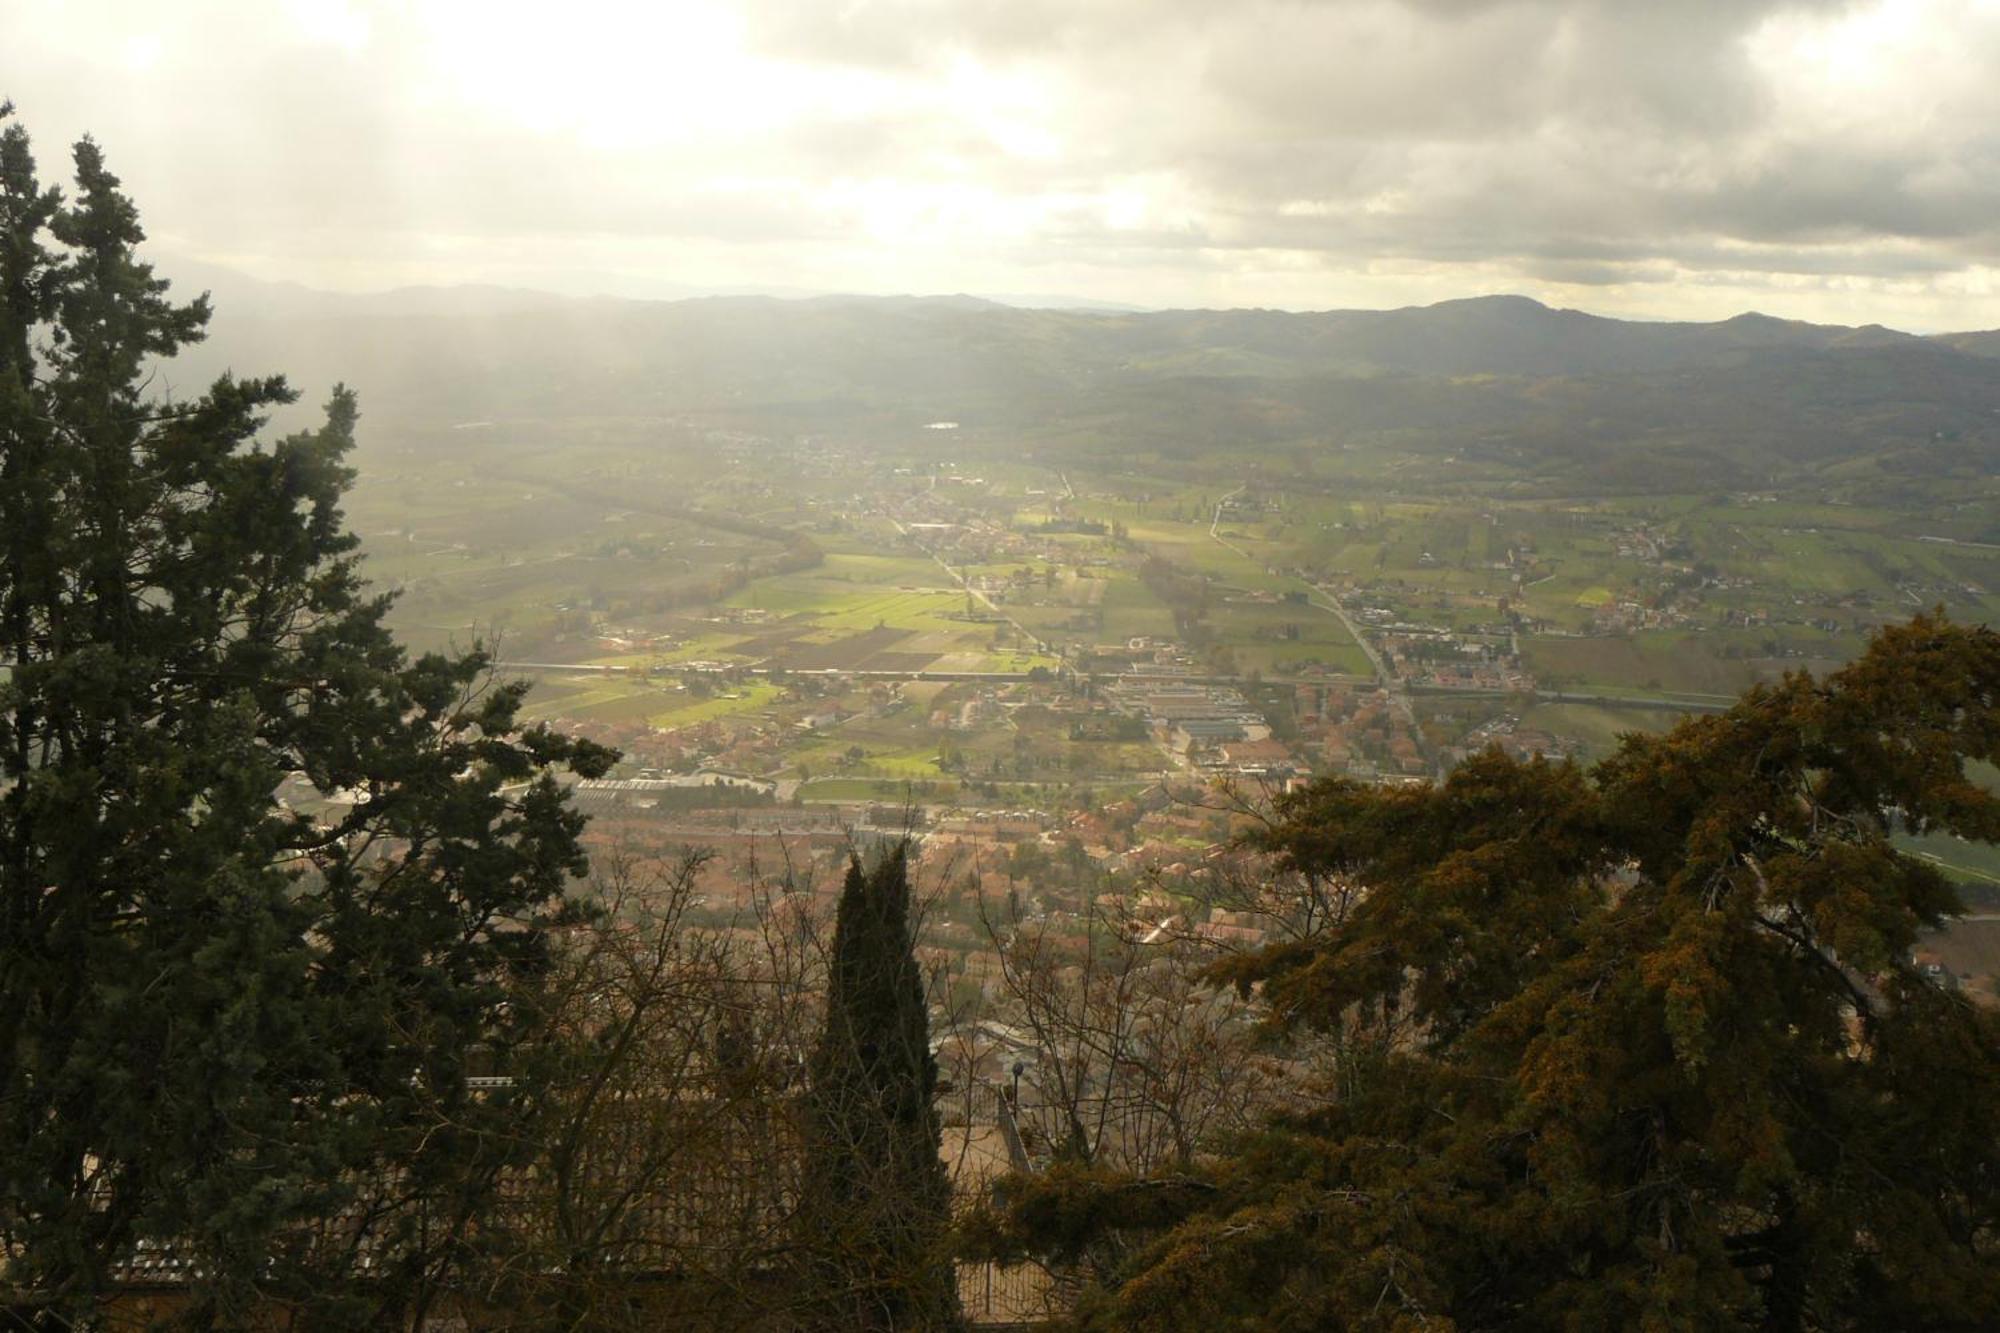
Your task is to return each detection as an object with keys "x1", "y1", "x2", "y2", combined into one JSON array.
[{"x1": 6, "y1": 0, "x2": 2000, "y2": 325}]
